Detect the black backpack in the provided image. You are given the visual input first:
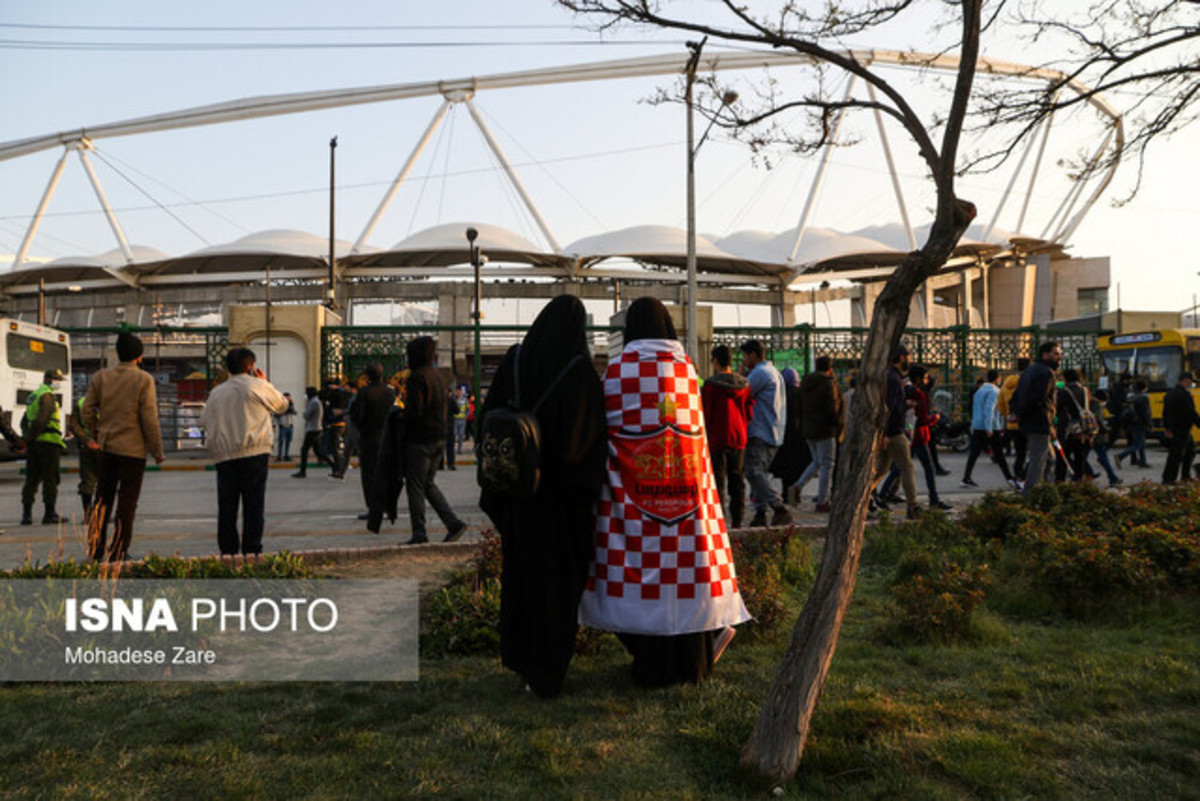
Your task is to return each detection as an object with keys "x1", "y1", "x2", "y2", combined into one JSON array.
[{"x1": 477, "y1": 347, "x2": 583, "y2": 500}]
